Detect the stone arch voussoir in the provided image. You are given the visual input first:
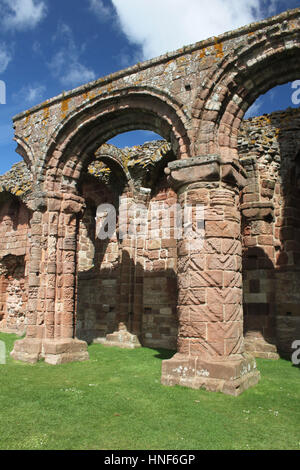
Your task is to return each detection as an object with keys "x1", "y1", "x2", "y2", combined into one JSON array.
[
  {"x1": 14, "y1": 136, "x2": 34, "y2": 170},
  {"x1": 43, "y1": 87, "x2": 191, "y2": 193},
  {"x1": 193, "y1": 25, "x2": 300, "y2": 160}
]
